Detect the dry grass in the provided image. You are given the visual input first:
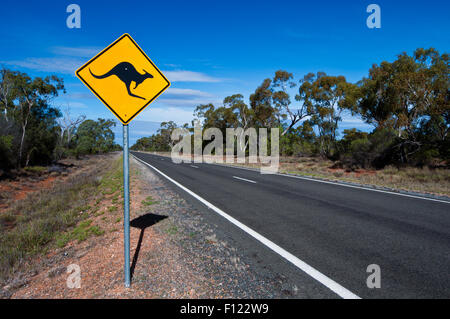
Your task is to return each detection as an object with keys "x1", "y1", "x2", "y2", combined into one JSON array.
[
  {"x1": 278, "y1": 157, "x2": 450, "y2": 197},
  {"x1": 0, "y1": 154, "x2": 119, "y2": 285}
]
